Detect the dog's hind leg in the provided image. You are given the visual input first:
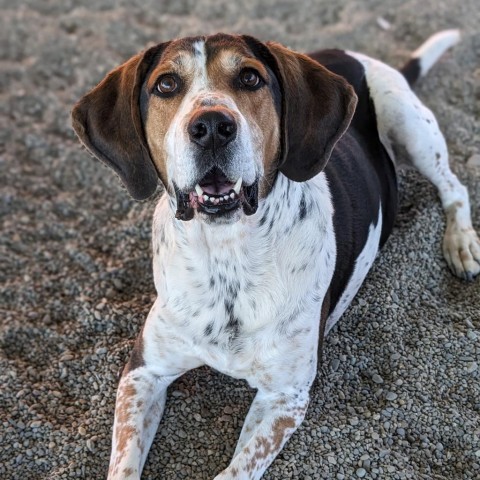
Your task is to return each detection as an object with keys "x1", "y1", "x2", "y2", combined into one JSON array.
[{"x1": 349, "y1": 43, "x2": 480, "y2": 280}]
